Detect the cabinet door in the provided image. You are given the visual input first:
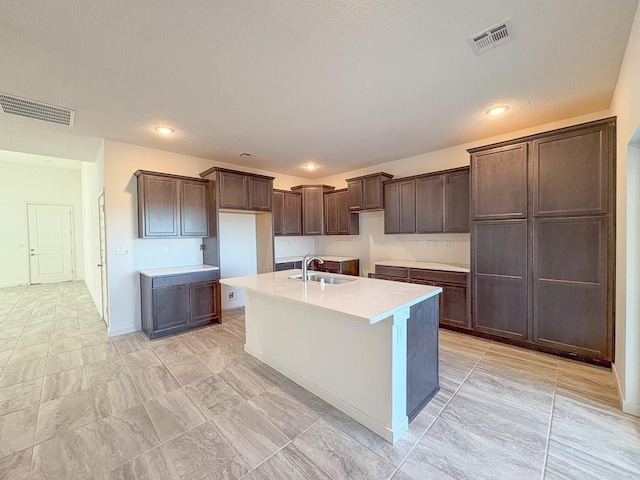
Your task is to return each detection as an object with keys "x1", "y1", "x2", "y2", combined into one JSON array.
[
  {"x1": 472, "y1": 220, "x2": 528, "y2": 340},
  {"x1": 189, "y1": 281, "x2": 220, "y2": 324},
  {"x1": 384, "y1": 180, "x2": 415, "y2": 233},
  {"x1": 416, "y1": 175, "x2": 443, "y2": 233},
  {"x1": 363, "y1": 176, "x2": 383, "y2": 210},
  {"x1": 324, "y1": 193, "x2": 338, "y2": 235},
  {"x1": 180, "y1": 180, "x2": 209, "y2": 237},
  {"x1": 347, "y1": 180, "x2": 363, "y2": 211},
  {"x1": 272, "y1": 191, "x2": 284, "y2": 236},
  {"x1": 336, "y1": 190, "x2": 358, "y2": 235},
  {"x1": 532, "y1": 217, "x2": 610, "y2": 359},
  {"x1": 532, "y1": 125, "x2": 612, "y2": 217},
  {"x1": 440, "y1": 283, "x2": 469, "y2": 329},
  {"x1": 444, "y1": 169, "x2": 470, "y2": 233},
  {"x1": 248, "y1": 177, "x2": 272, "y2": 211},
  {"x1": 384, "y1": 182, "x2": 400, "y2": 234},
  {"x1": 141, "y1": 175, "x2": 179, "y2": 237},
  {"x1": 471, "y1": 143, "x2": 528, "y2": 220},
  {"x1": 218, "y1": 171, "x2": 248, "y2": 209},
  {"x1": 152, "y1": 285, "x2": 188, "y2": 333},
  {"x1": 302, "y1": 187, "x2": 324, "y2": 235},
  {"x1": 283, "y1": 193, "x2": 302, "y2": 235}
]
